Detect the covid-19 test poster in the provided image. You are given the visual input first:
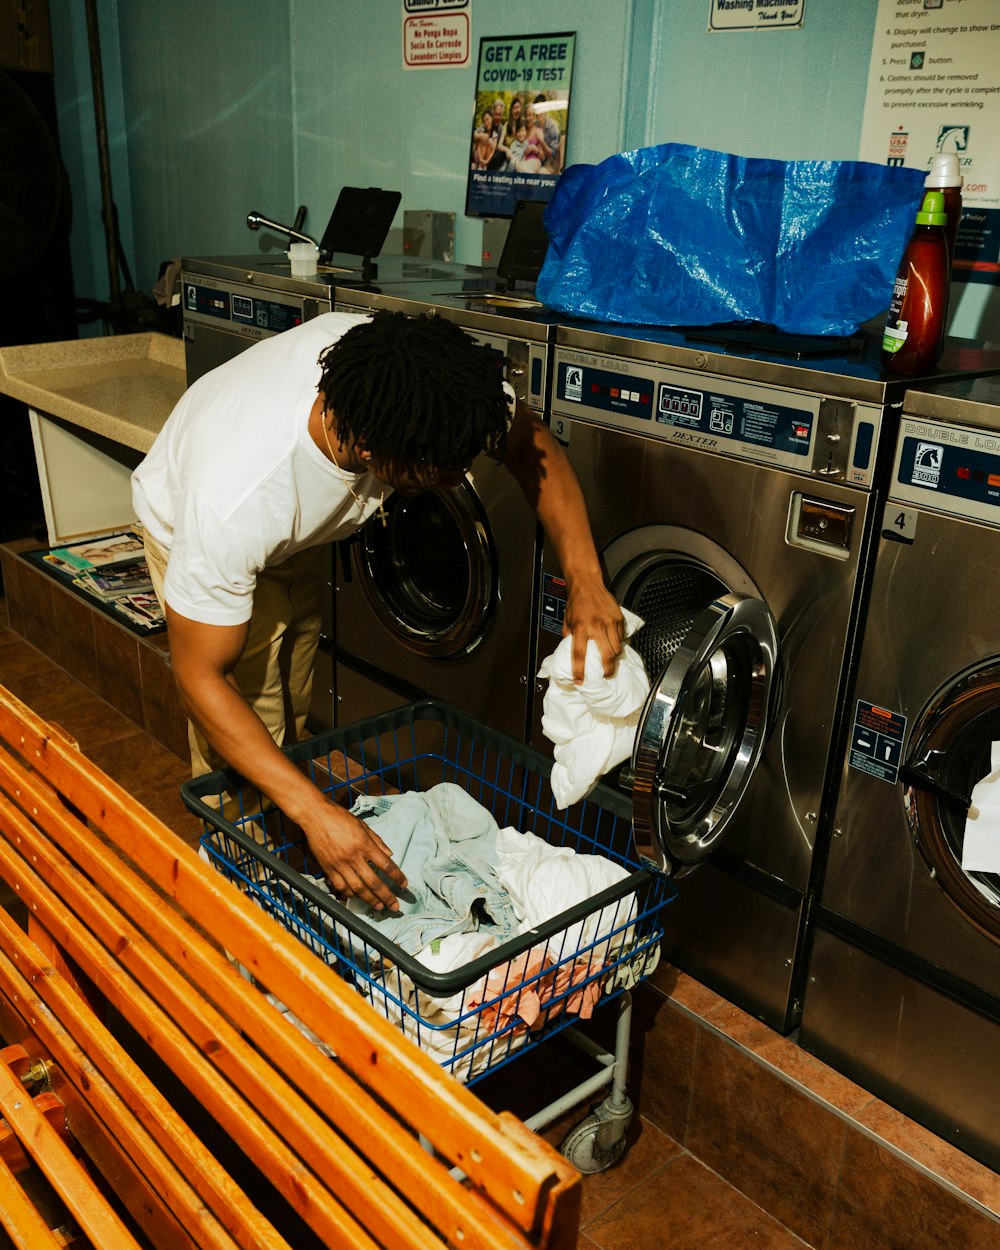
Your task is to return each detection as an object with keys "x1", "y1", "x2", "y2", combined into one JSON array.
[{"x1": 466, "y1": 32, "x2": 575, "y2": 219}]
